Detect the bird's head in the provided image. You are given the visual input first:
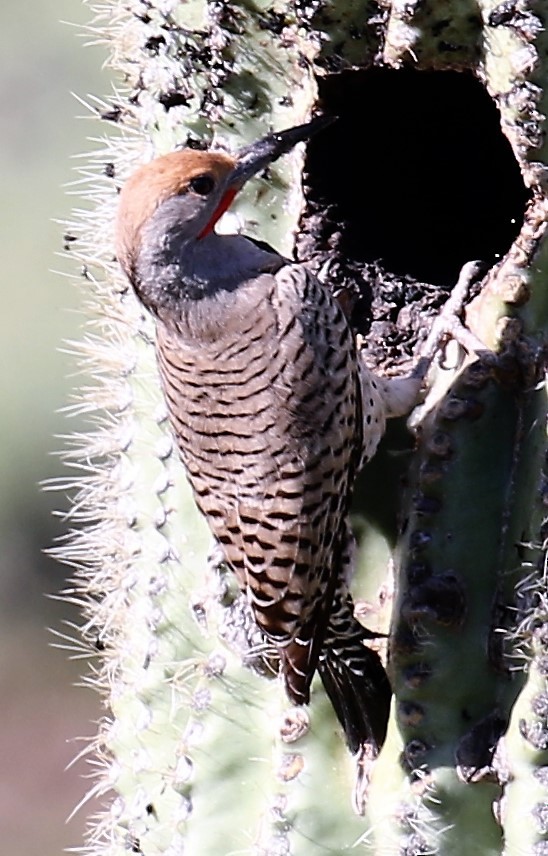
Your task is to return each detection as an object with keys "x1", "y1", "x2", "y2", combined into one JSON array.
[{"x1": 116, "y1": 115, "x2": 333, "y2": 292}]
